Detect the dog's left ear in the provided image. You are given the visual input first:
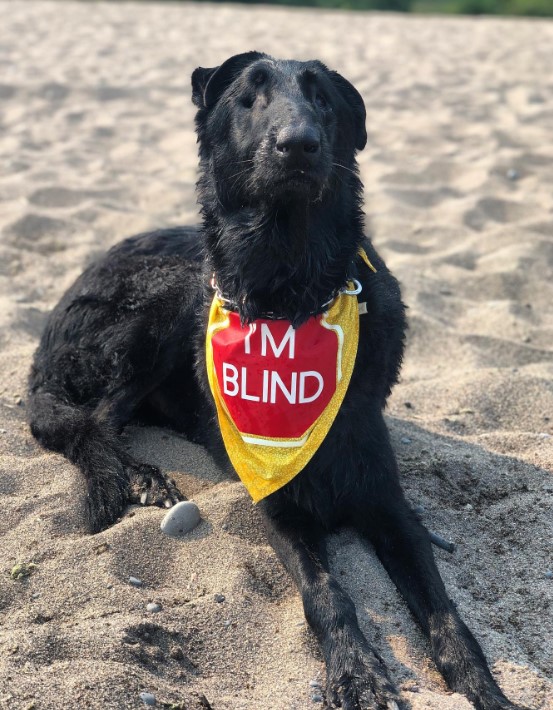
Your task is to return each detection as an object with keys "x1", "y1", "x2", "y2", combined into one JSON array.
[
  {"x1": 192, "y1": 51, "x2": 266, "y2": 109},
  {"x1": 329, "y1": 71, "x2": 367, "y2": 151}
]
